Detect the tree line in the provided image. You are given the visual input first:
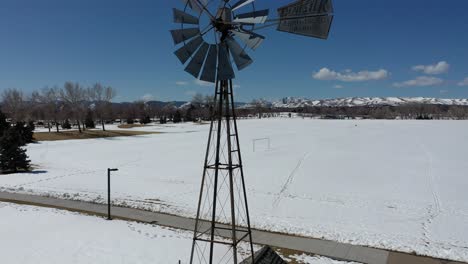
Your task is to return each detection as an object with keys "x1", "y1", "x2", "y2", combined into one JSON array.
[
  {"x1": 243, "y1": 102, "x2": 468, "y2": 120},
  {"x1": 1, "y1": 82, "x2": 117, "y2": 133},
  {"x1": 0, "y1": 84, "x2": 219, "y2": 133},
  {"x1": 179, "y1": 97, "x2": 468, "y2": 120}
]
